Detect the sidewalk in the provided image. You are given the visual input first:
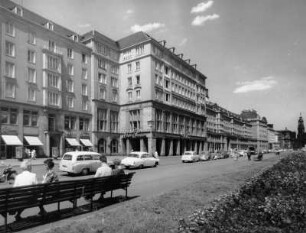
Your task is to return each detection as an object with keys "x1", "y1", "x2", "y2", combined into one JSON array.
[{"x1": 0, "y1": 158, "x2": 49, "y2": 168}]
